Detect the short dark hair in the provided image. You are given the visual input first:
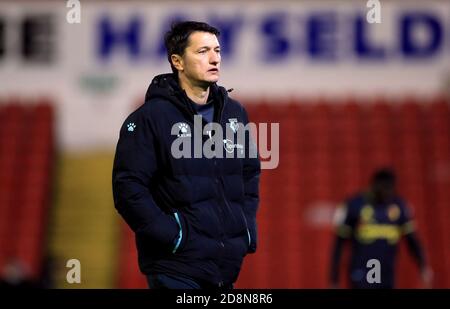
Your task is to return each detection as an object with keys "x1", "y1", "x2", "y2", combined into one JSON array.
[
  {"x1": 164, "y1": 21, "x2": 220, "y2": 73},
  {"x1": 372, "y1": 168, "x2": 396, "y2": 186}
]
